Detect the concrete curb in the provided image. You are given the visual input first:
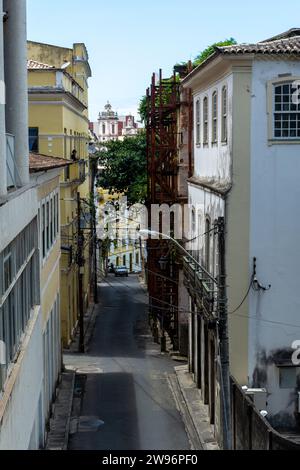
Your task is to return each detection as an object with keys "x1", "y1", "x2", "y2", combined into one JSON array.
[
  {"x1": 46, "y1": 370, "x2": 75, "y2": 451},
  {"x1": 169, "y1": 365, "x2": 219, "y2": 451}
]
